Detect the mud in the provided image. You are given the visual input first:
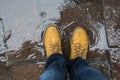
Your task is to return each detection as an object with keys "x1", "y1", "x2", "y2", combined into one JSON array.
[
  {"x1": 7, "y1": 41, "x2": 46, "y2": 63},
  {"x1": 87, "y1": 49, "x2": 108, "y2": 62}
]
